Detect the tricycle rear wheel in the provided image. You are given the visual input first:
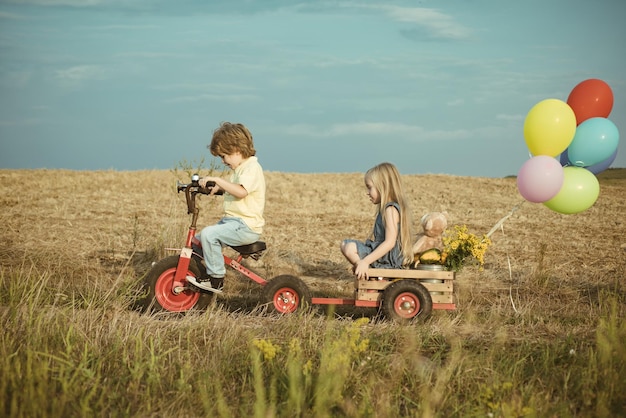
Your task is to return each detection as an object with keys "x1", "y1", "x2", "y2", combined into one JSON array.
[
  {"x1": 382, "y1": 280, "x2": 432, "y2": 322},
  {"x1": 262, "y1": 275, "x2": 312, "y2": 314},
  {"x1": 140, "y1": 255, "x2": 213, "y2": 313}
]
